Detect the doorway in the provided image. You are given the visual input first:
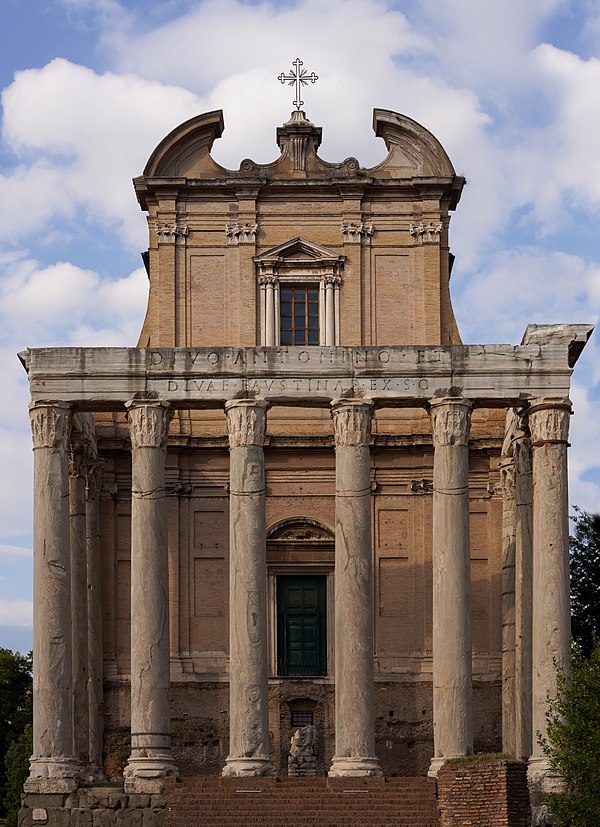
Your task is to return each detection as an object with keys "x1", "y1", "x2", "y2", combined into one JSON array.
[{"x1": 277, "y1": 576, "x2": 327, "y2": 677}]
